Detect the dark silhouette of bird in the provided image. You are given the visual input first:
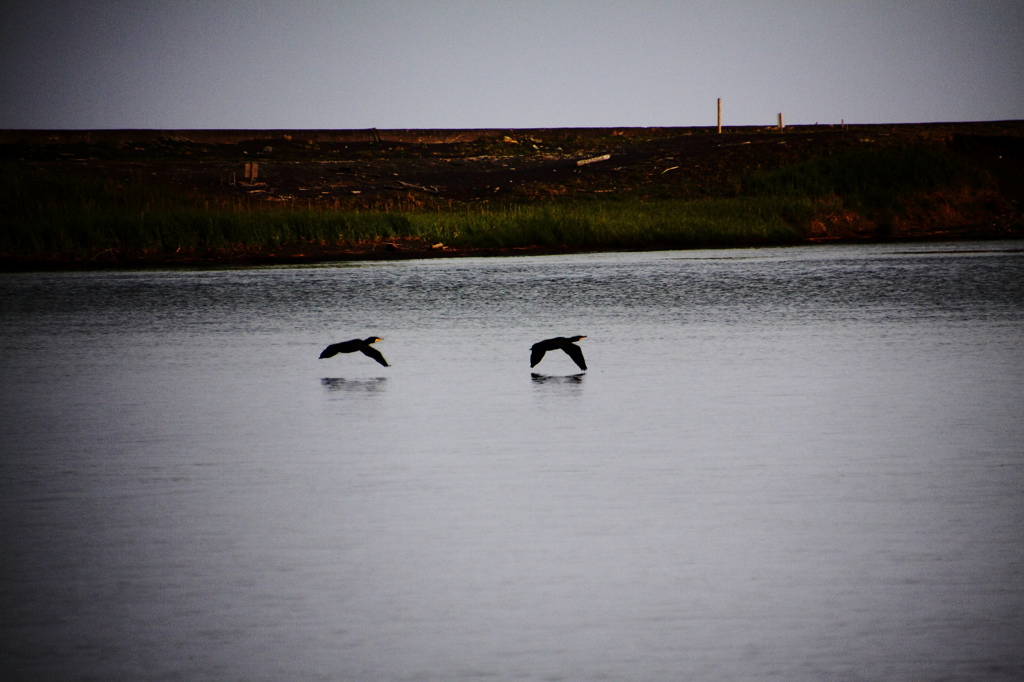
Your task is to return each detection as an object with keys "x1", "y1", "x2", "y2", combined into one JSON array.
[
  {"x1": 319, "y1": 337, "x2": 389, "y2": 367},
  {"x1": 530, "y1": 335, "x2": 587, "y2": 371}
]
